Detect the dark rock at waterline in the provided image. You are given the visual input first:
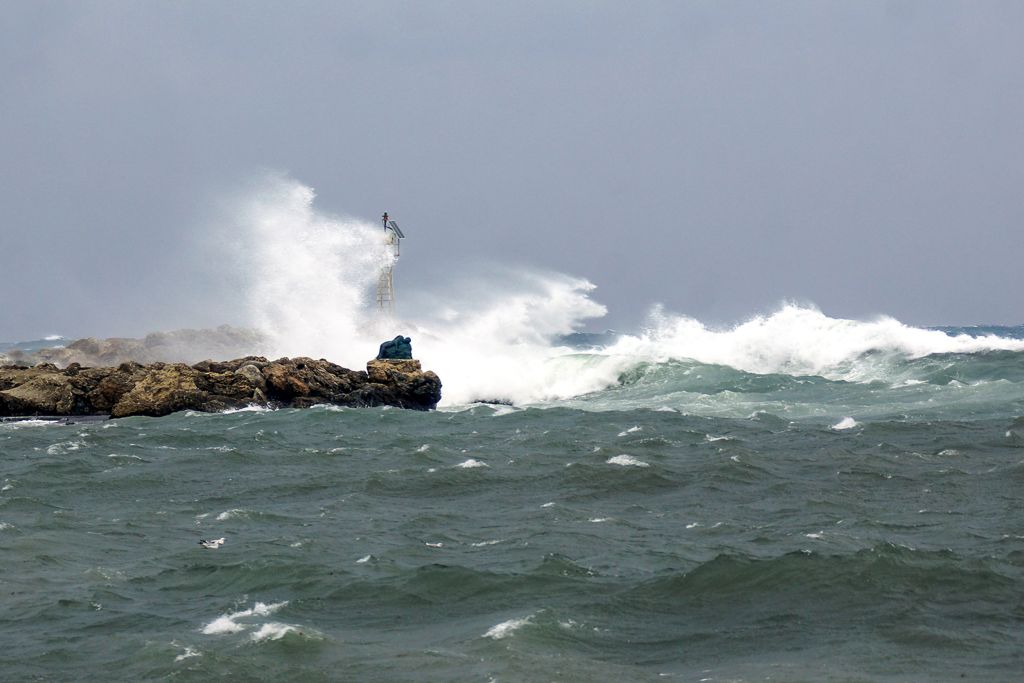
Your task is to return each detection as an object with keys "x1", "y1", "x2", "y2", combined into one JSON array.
[{"x1": 0, "y1": 356, "x2": 441, "y2": 418}]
